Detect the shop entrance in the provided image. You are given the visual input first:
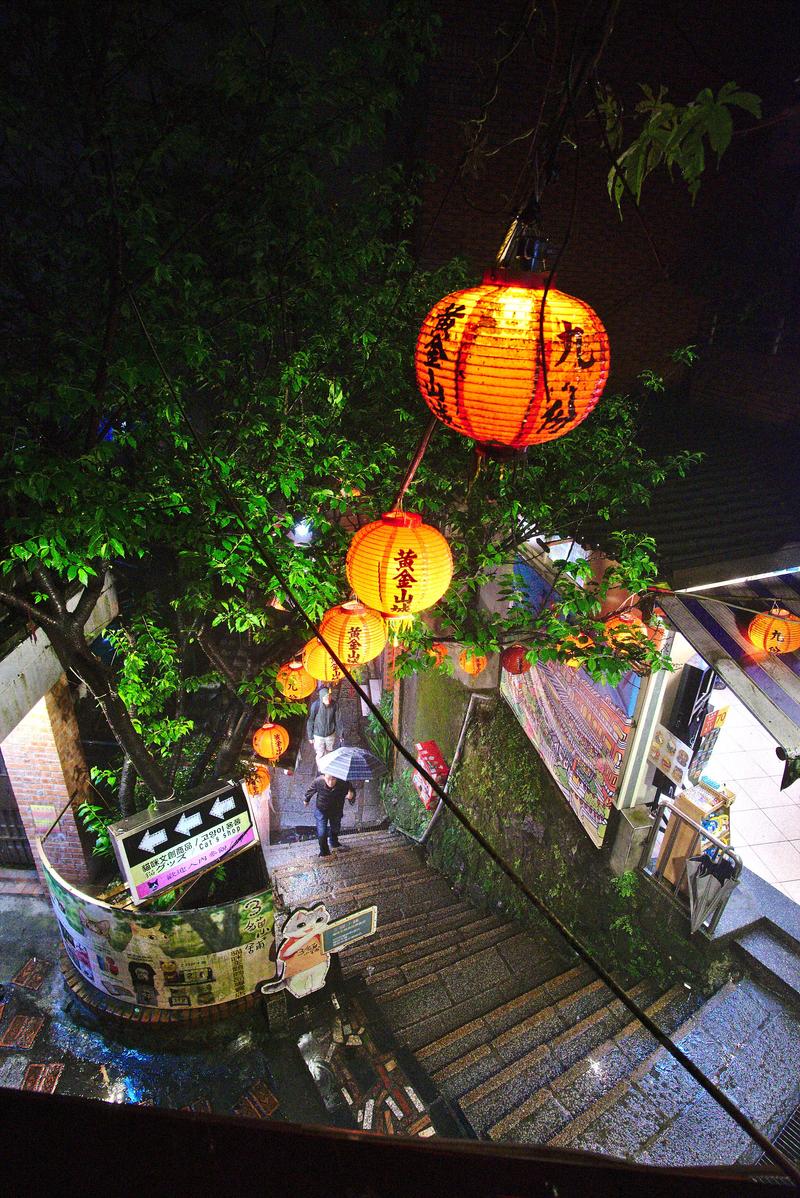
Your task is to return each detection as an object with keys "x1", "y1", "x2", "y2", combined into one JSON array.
[{"x1": 0, "y1": 749, "x2": 35, "y2": 868}]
